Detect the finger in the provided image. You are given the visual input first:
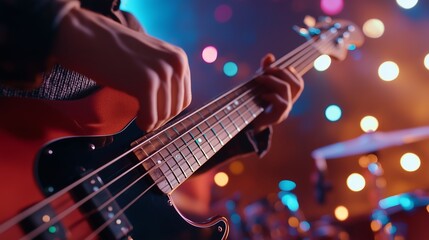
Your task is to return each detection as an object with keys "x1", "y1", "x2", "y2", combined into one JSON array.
[
  {"x1": 136, "y1": 79, "x2": 159, "y2": 132},
  {"x1": 263, "y1": 67, "x2": 304, "y2": 103},
  {"x1": 254, "y1": 75, "x2": 289, "y2": 99},
  {"x1": 287, "y1": 66, "x2": 304, "y2": 102},
  {"x1": 182, "y1": 65, "x2": 192, "y2": 109},
  {"x1": 261, "y1": 53, "x2": 276, "y2": 69},
  {"x1": 170, "y1": 73, "x2": 184, "y2": 117},
  {"x1": 253, "y1": 93, "x2": 292, "y2": 131},
  {"x1": 153, "y1": 77, "x2": 171, "y2": 130}
]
